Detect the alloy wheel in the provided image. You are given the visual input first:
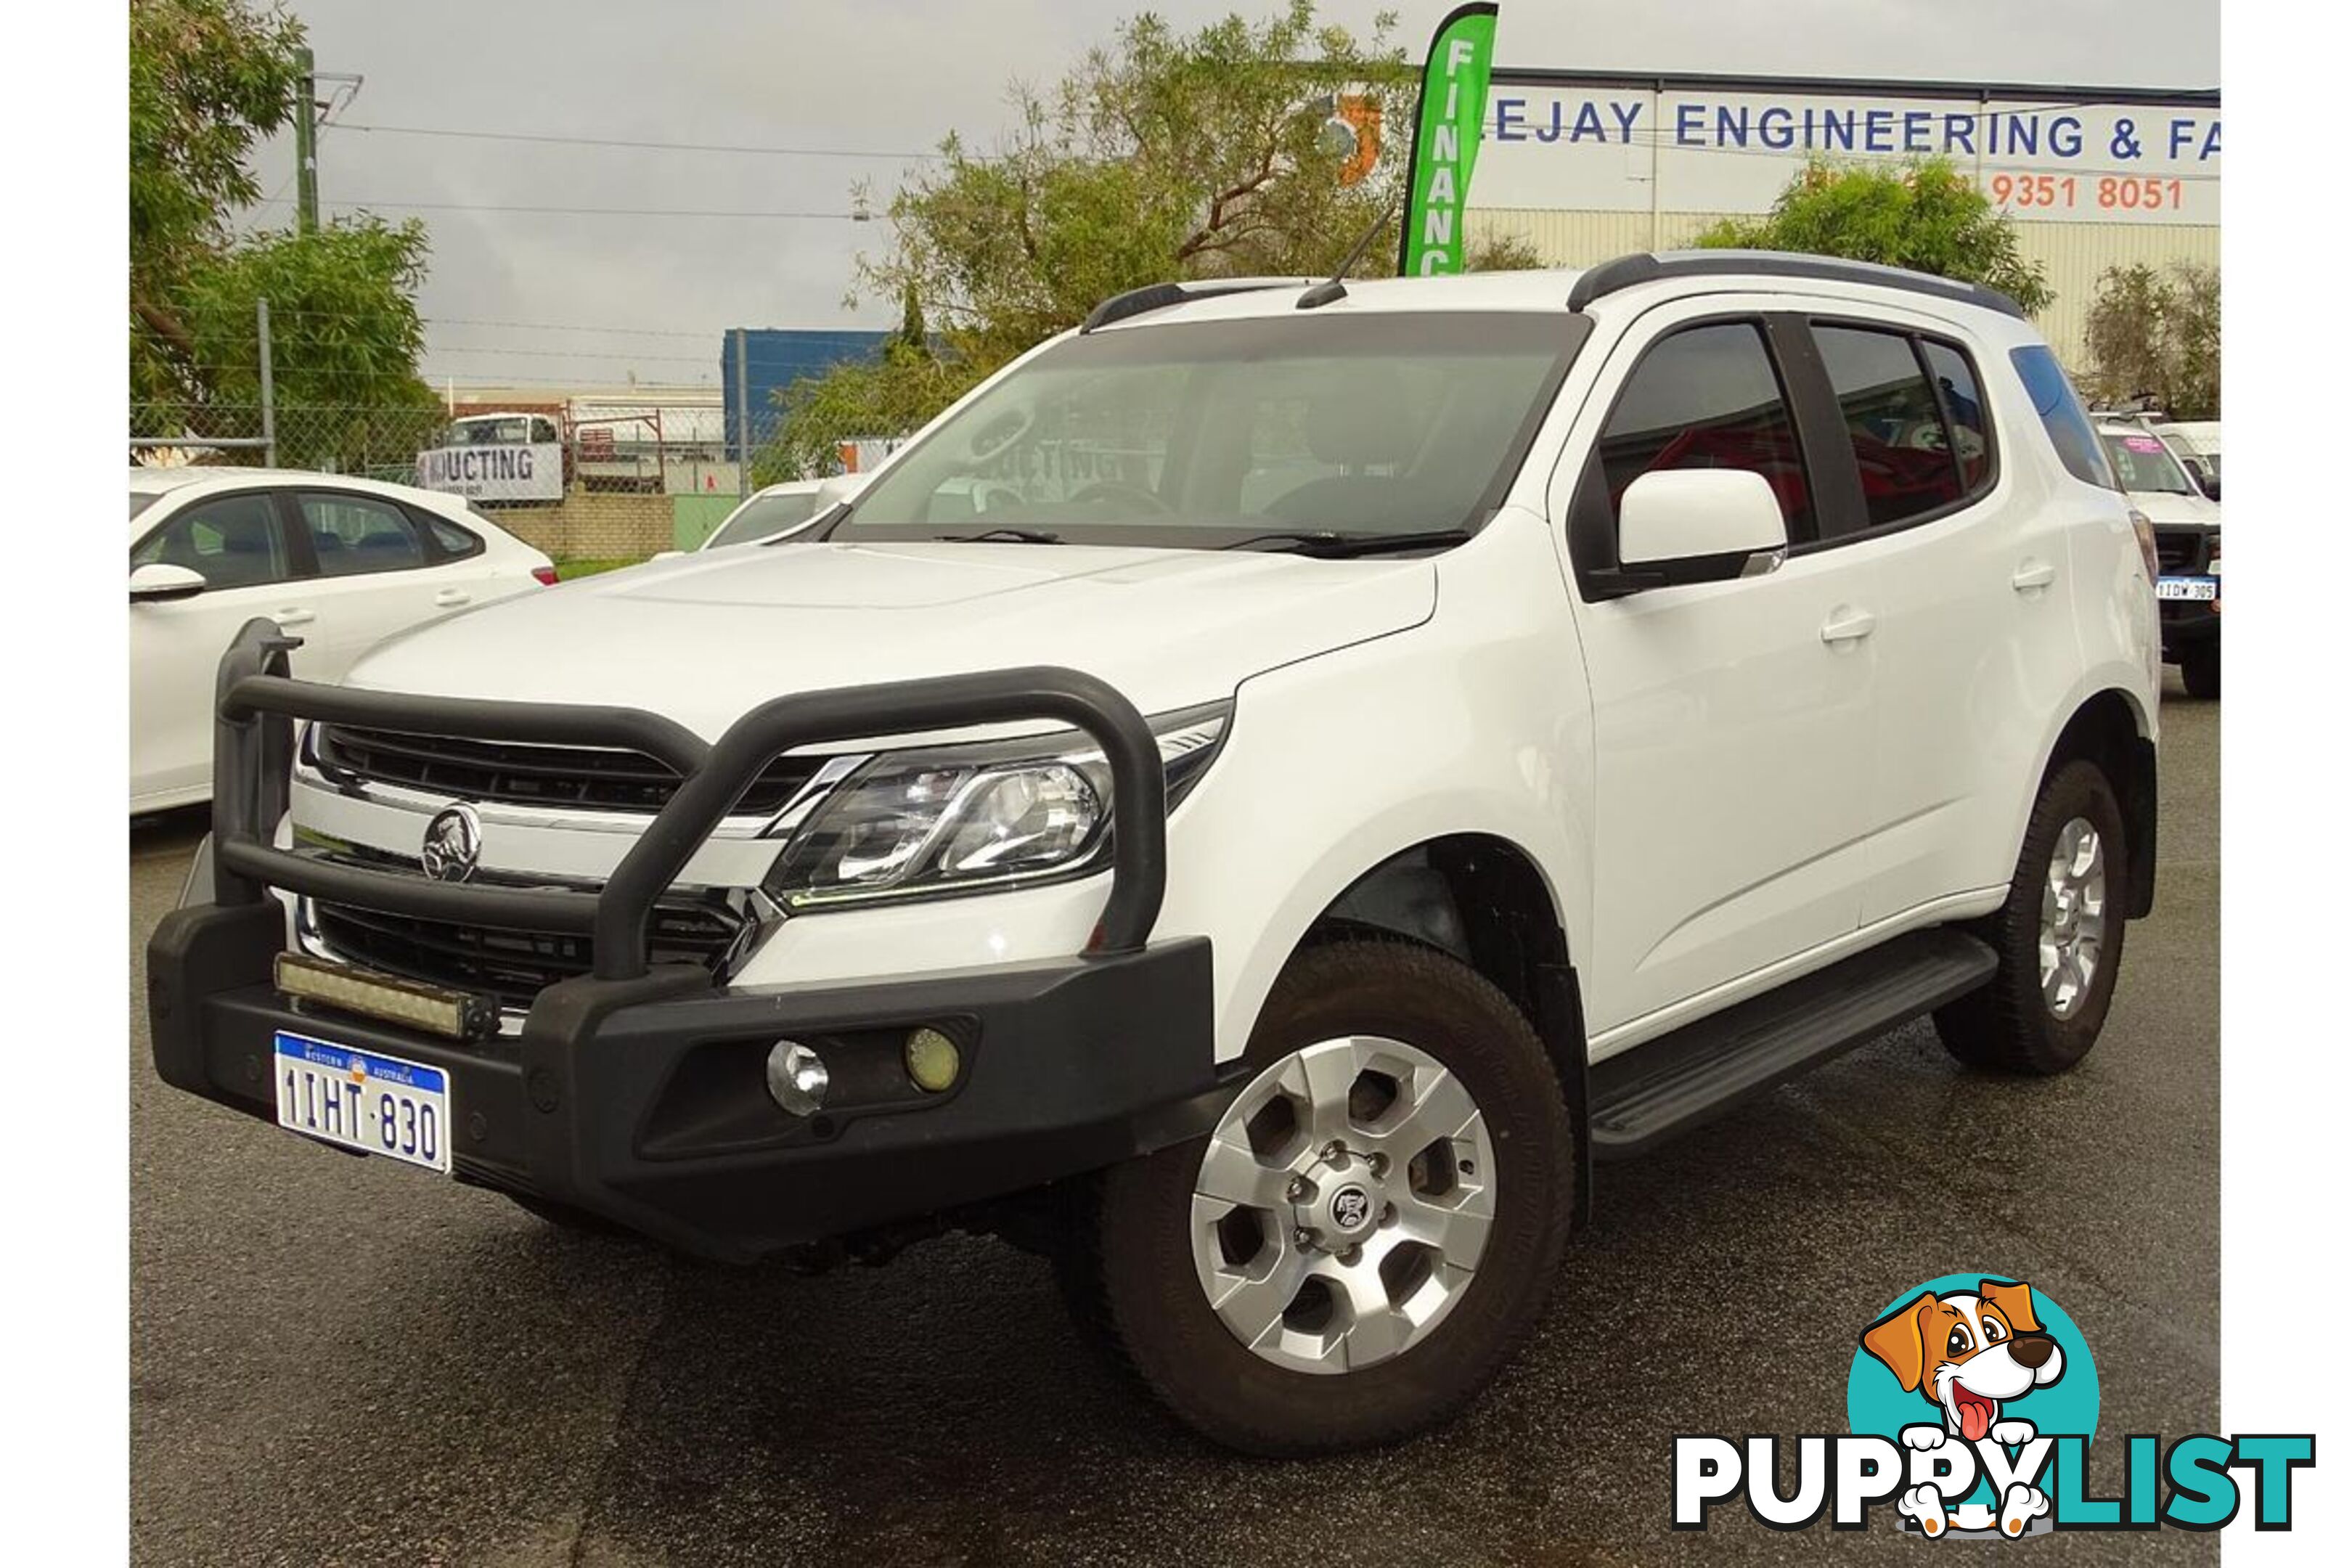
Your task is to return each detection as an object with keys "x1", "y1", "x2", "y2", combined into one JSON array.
[{"x1": 1188, "y1": 1035, "x2": 1496, "y2": 1374}]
